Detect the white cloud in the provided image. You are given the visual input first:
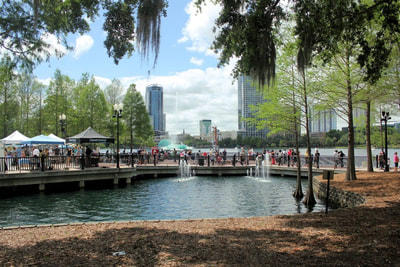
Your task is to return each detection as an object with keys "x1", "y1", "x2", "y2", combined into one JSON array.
[
  {"x1": 96, "y1": 63, "x2": 238, "y2": 136},
  {"x1": 35, "y1": 77, "x2": 52, "y2": 86},
  {"x1": 180, "y1": 1, "x2": 220, "y2": 55},
  {"x1": 190, "y1": 57, "x2": 204, "y2": 66},
  {"x1": 93, "y1": 76, "x2": 112, "y2": 88},
  {"x1": 73, "y1": 35, "x2": 94, "y2": 59}
]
